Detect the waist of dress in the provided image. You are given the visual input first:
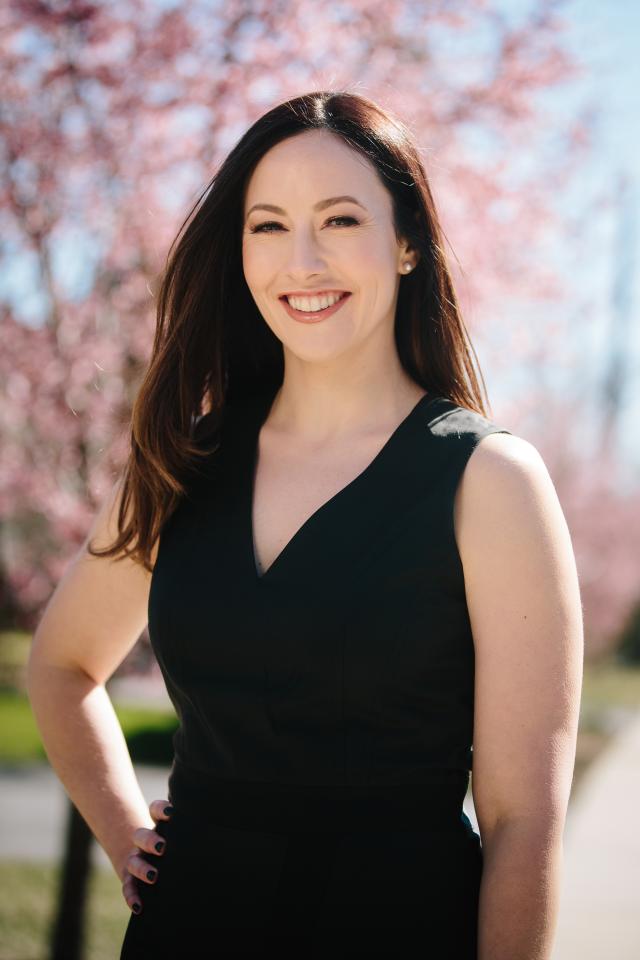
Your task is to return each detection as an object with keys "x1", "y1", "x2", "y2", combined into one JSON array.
[{"x1": 167, "y1": 758, "x2": 472, "y2": 835}]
